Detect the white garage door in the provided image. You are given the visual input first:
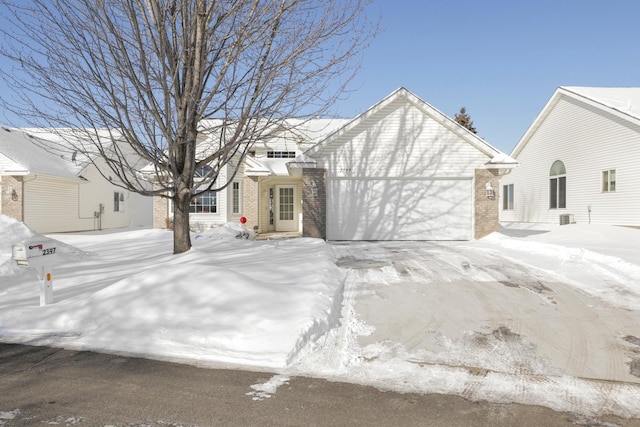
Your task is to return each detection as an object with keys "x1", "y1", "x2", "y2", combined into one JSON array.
[{"x1": 326, "y1": 178, "x2": 473, "y2": 240}]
